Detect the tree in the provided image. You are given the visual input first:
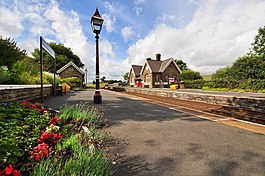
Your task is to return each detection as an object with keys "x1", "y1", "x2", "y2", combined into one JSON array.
[
  {"x1": 0, "y1": 36, "x2": 26, "y2": 70},
  {"x1": 123, "y1": 72, "x2": 129, "y2": 81},
  {"x1": 180, "y1": 69, "x2": 202, "y2": 81},
  {"x1": 174, "y1": 59, "x2": 188, "y2": 71},
  {"x1": 249, "y1": 26, "x2": 265, "y2": 59},
  {"x1": 100, "y1": 76, "x2": 106, "y2": 83},
  {"x1": 32, "y1": 42, "x2": 84, "y2": 73},
  {"x1": 230, "y1": 55, "x2": 265, "y2": 80}
]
